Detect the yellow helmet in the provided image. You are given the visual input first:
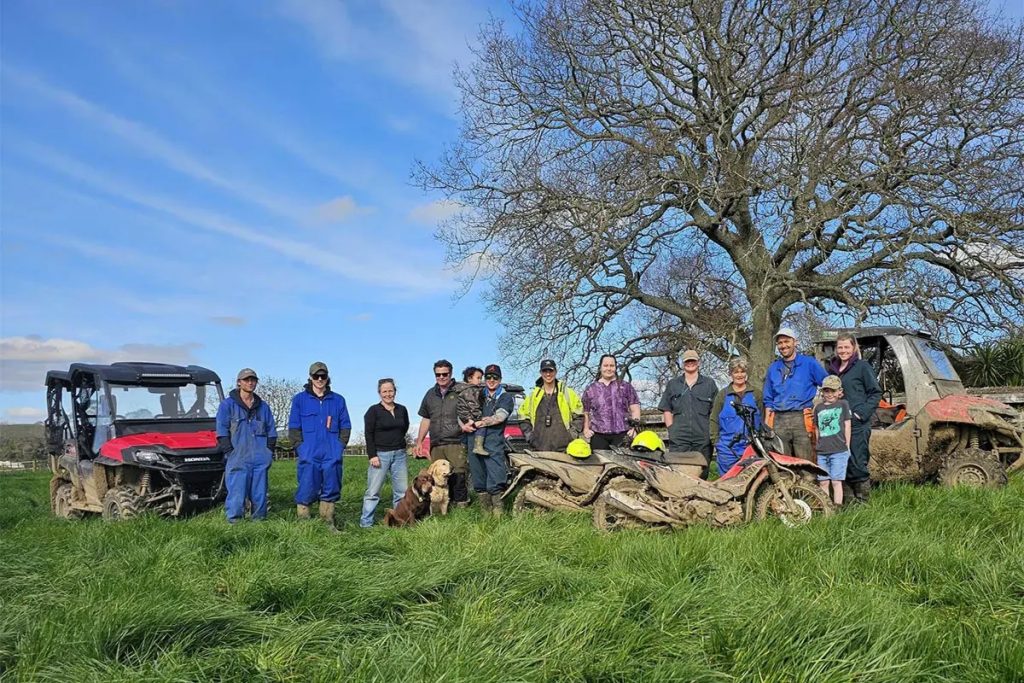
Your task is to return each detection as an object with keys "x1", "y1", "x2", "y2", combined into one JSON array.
[
  {"x1": 631, "y1": 430, "x2": 665, "y2": 453},
  {"x1": 566, "y1": 438, "x2": 592, "y2": 459}
]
